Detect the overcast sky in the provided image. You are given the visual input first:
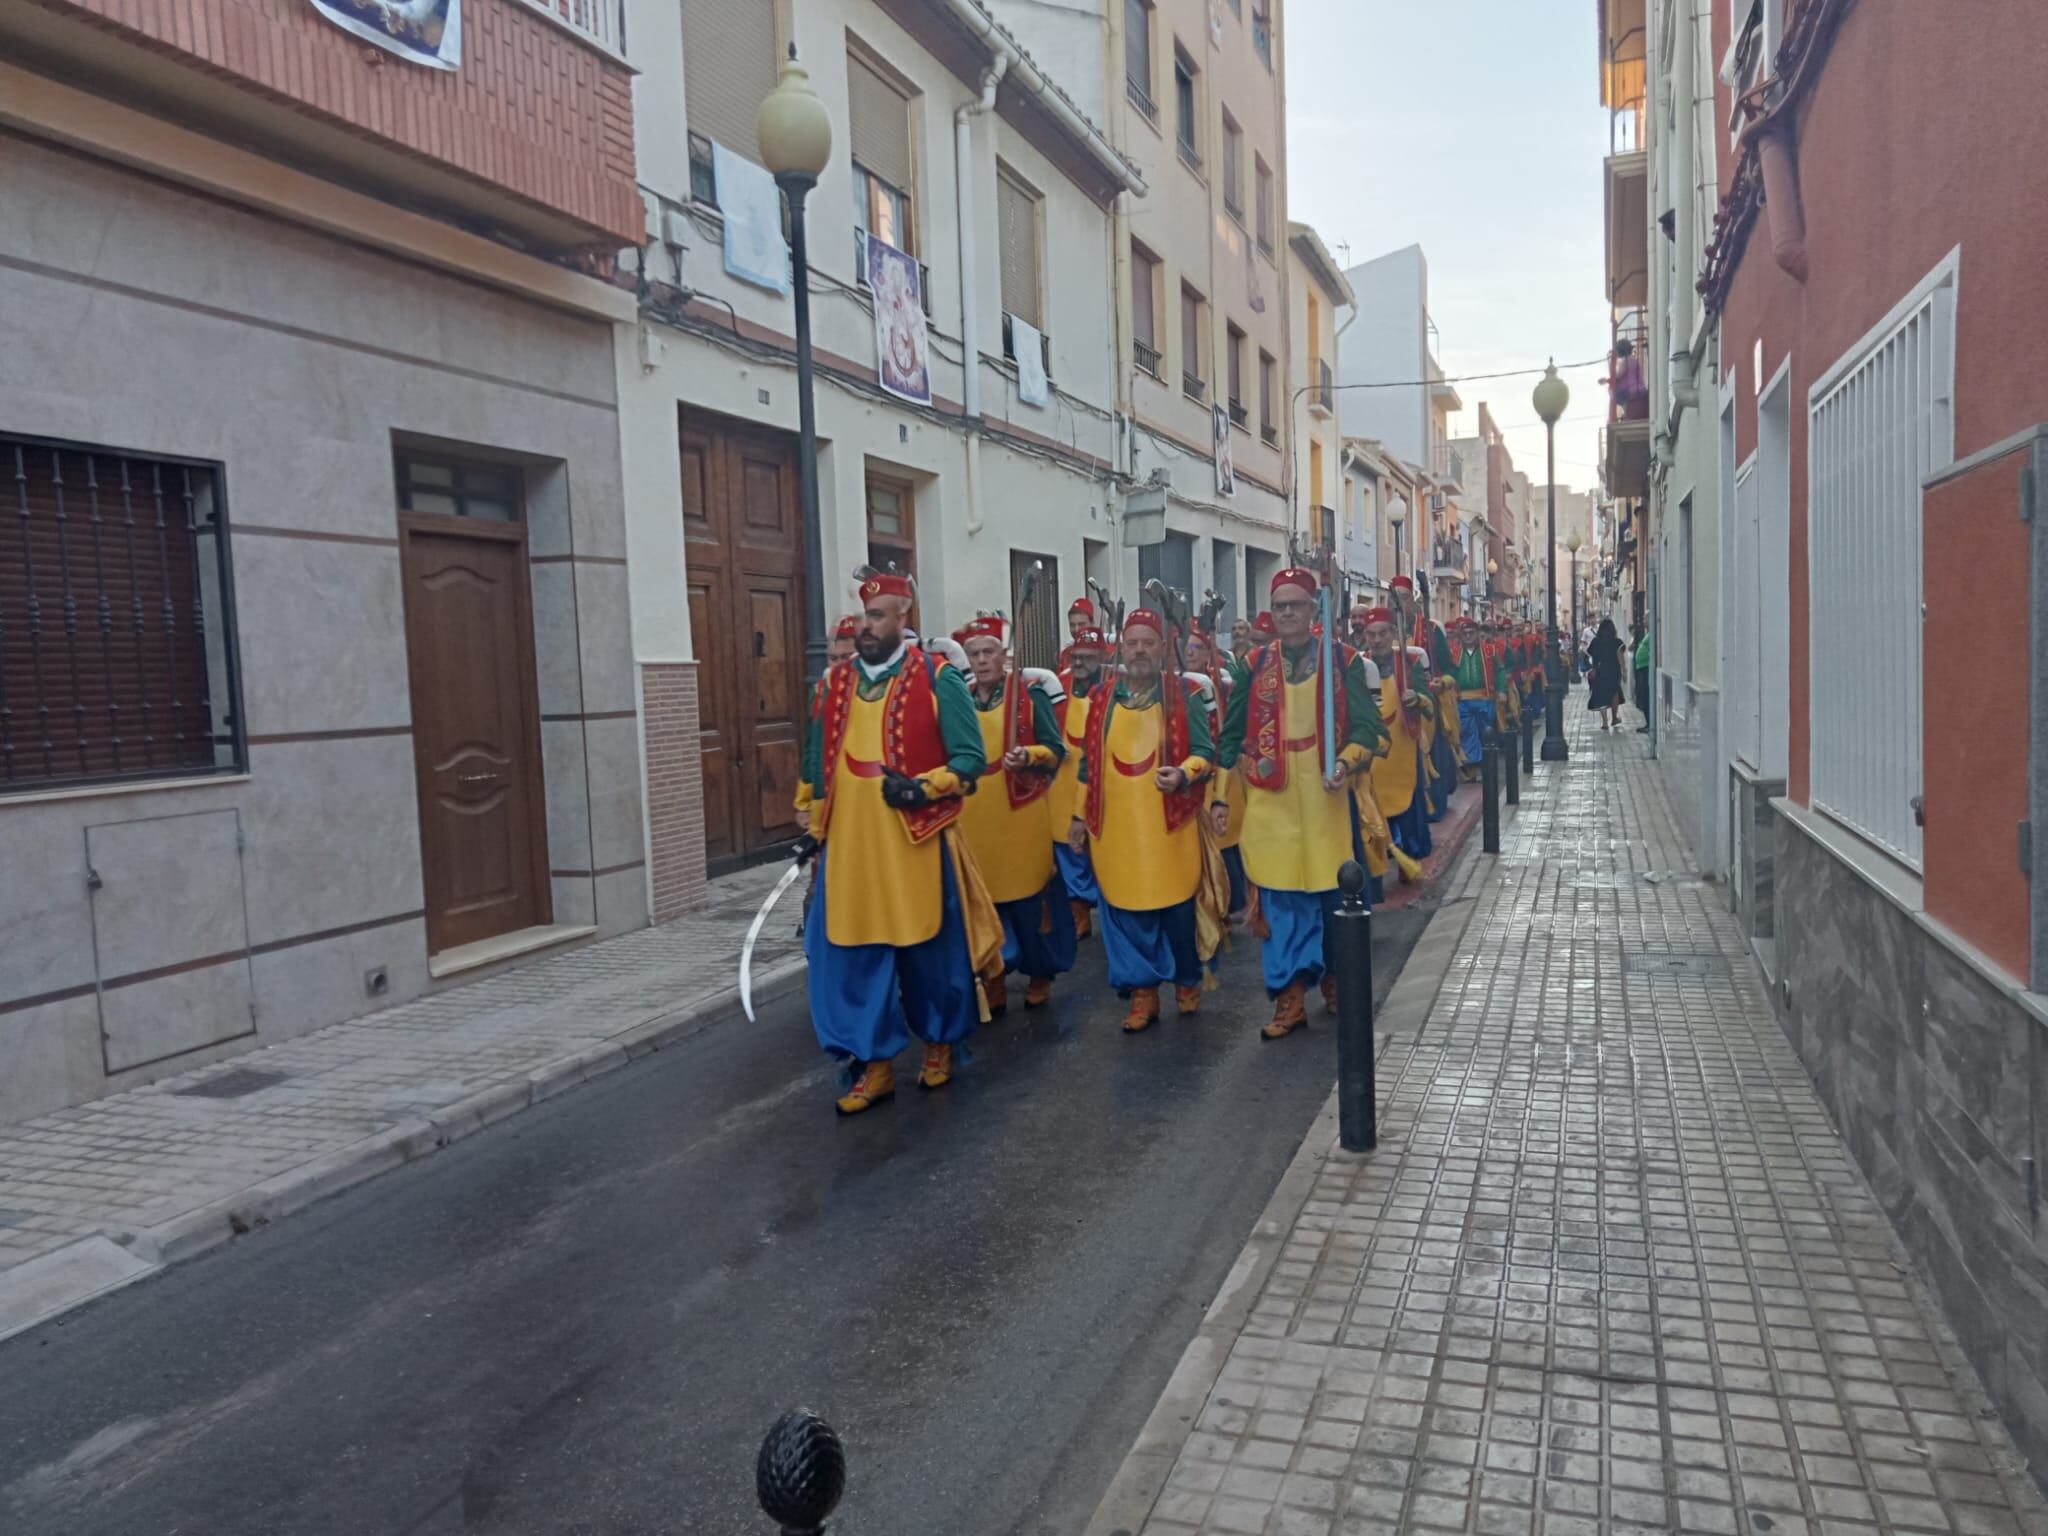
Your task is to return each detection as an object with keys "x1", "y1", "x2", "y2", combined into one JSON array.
[{"x1": 1284, "y1": 0, "x2": 1614, "y2": 495}]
